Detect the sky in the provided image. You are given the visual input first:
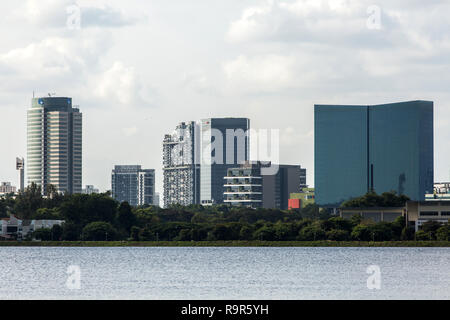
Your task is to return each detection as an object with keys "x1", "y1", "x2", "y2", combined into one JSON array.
[{"x1": 1, "y1": 0, "x2": 450, "y2": 199}]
